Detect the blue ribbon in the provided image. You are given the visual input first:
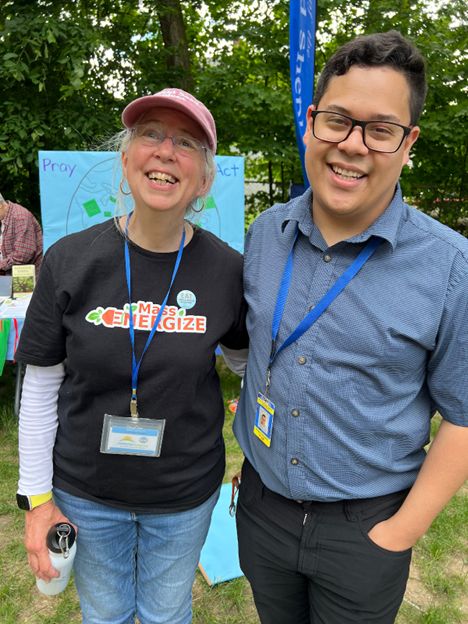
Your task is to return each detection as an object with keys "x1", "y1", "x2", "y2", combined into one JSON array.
[
  {"x1": 124, "y1": 213, "x2": 185, "y2": 400},
  {"x1": 270, "y1": 225, "x2": 383, "y2": 366}
]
